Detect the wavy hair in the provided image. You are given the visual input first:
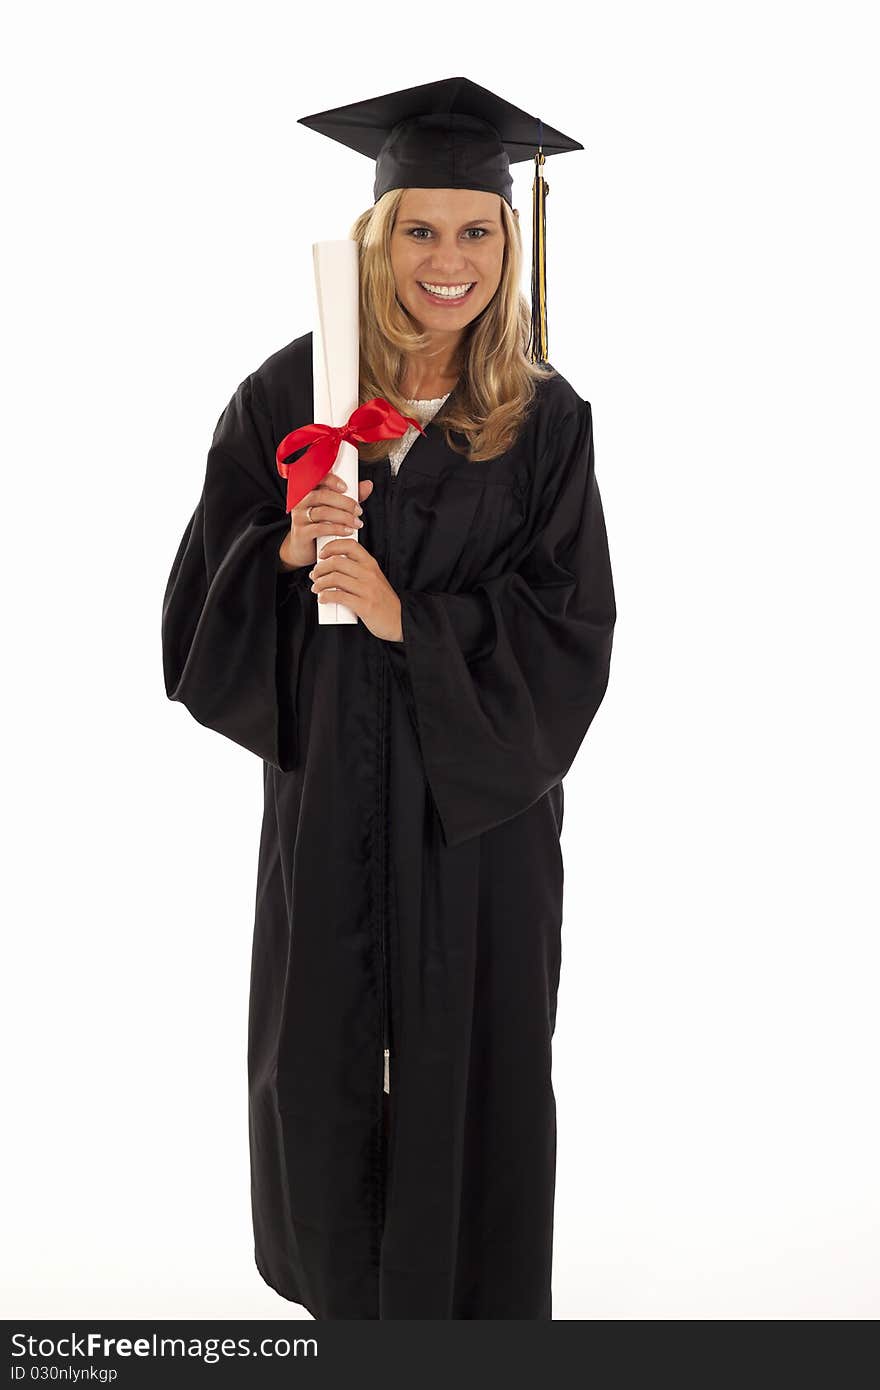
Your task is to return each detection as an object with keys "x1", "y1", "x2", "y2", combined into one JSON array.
[{"x1": 349, "y1": 187, "x2": 556, "y2": 463}]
